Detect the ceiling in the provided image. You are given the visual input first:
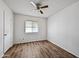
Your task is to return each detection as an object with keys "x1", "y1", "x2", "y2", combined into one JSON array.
[{"x1": 3, "y1": 0, "x2": 79, "y2": 18}]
